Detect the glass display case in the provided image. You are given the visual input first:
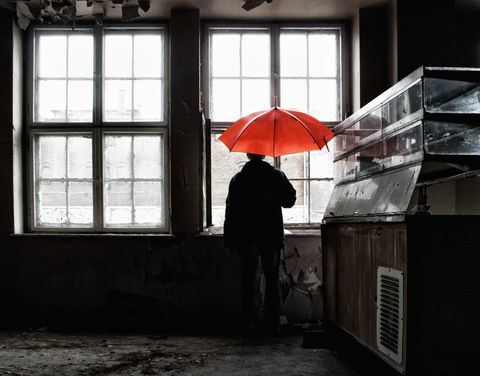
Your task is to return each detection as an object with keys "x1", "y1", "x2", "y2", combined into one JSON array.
[{"x1": 326, "y1": 66, "x2": 480, "y2": 220}]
